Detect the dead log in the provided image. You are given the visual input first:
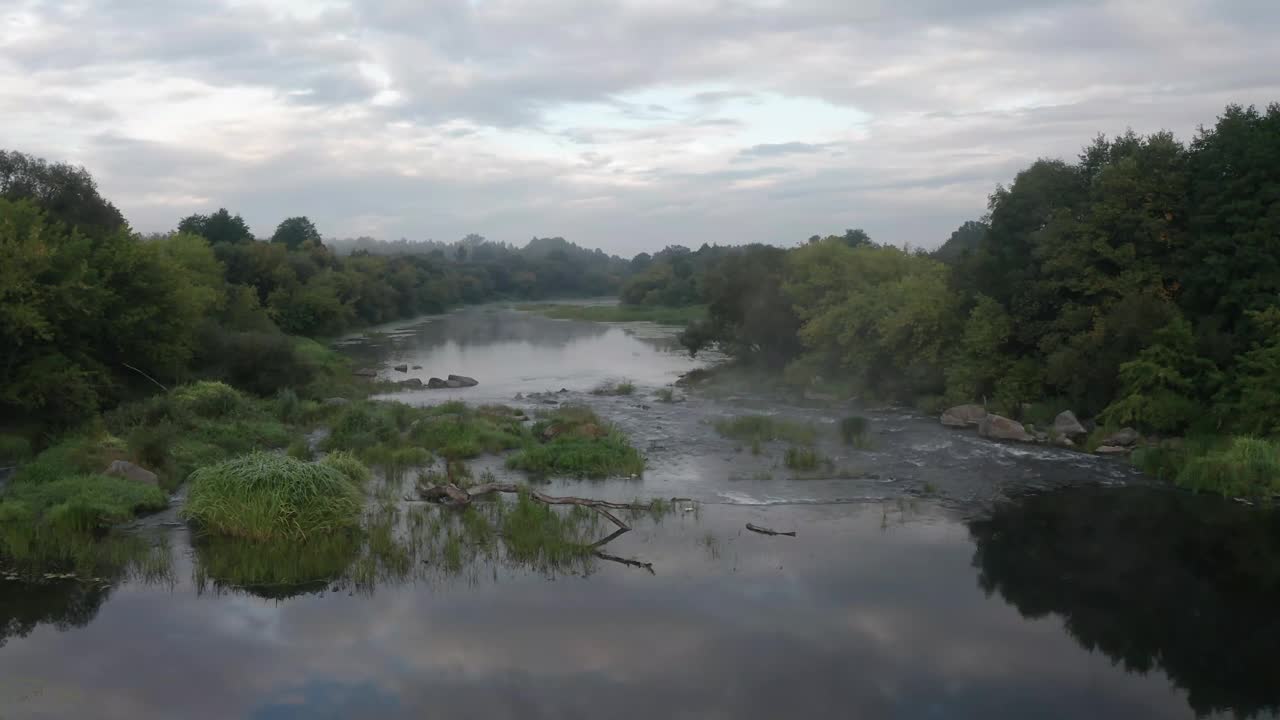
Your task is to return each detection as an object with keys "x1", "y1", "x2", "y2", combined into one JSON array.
[
  {"x1": 595, "y1": 551, "x2": 655, "y2": 574},
  {"x1": 746, "y1": 523, "x2": 796, "y2": 537},
  {"x1": 418, "y1": 481, "x2": 671, "y2": 532}
]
